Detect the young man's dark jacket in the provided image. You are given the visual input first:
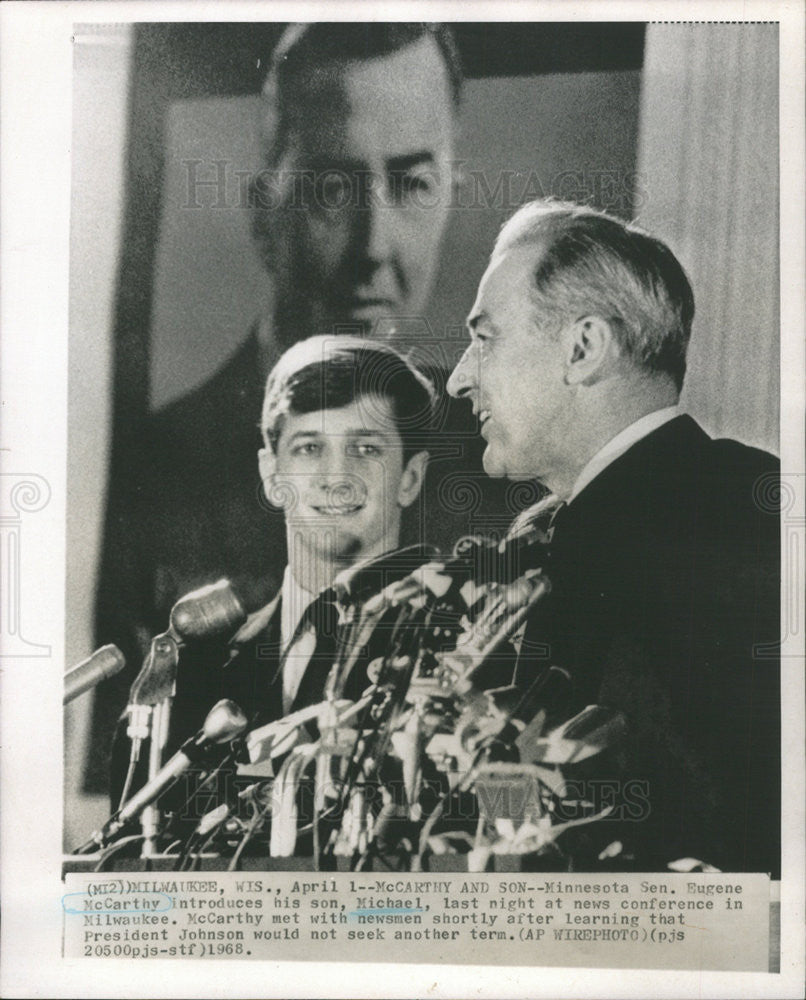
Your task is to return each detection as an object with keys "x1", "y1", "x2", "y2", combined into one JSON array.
[{"x1": 107, "y1": 543, "x2": 495, "y2": 833}]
